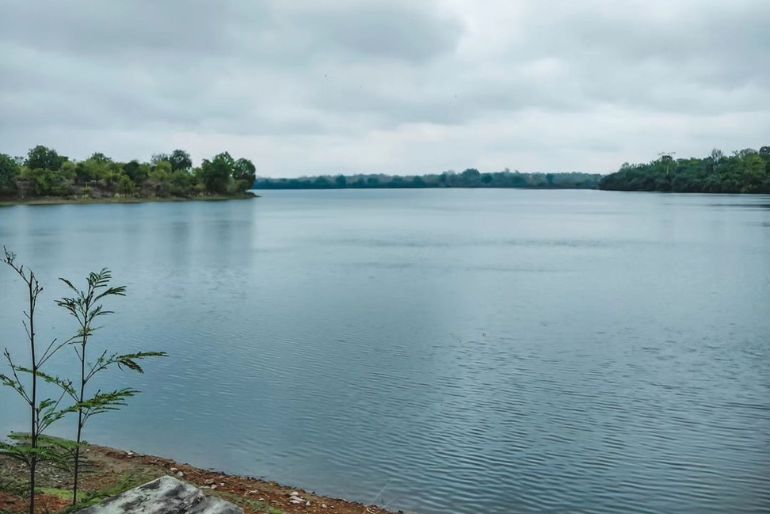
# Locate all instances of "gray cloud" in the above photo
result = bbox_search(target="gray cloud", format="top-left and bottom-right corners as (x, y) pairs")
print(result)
(0, 0), (768, 174)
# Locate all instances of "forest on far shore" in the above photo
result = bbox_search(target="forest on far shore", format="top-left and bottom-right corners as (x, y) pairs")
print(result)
(599, 146), (770, 193)
(254, 169), (601, 190)
(0, 146), (257, 201)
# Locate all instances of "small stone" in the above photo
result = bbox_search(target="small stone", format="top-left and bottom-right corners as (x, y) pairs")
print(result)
(126, 451), (134, 457)
(321, 504), (327, 509)
(289, 491), (300, 496)
(306, 501), (311, 506)
(176, 471), (184, 478)
(204, 478), (215, 485)
(219, 482), (225, 487)
(211, 484), (218, 490)
(246, 490), (259, 495)
(170, 467), (178, 472)
(289, 498), (304, 504)
(258, 498), (264, 501)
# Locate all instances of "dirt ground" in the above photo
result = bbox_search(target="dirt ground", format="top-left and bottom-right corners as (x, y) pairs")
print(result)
(0, 443), (395, 514)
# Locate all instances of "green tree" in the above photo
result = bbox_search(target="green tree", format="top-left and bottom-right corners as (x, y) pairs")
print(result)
(1, 249), (75, 514)
(0, 153), (19, 195)
(150, 153), (170, 167)
(56, 270), (165, 504)
(123, 160), (149, 185)
(233, 158), (256, 190)
(459, 168), (481, 187)
(25, 145), (67, 171)
(117, 175), (135, 195)
(169, 149), (193, 172)
(200, 152), (234, 193)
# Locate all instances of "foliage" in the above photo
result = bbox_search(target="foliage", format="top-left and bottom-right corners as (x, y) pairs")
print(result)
(233, 157), (257, 192)
(169, 149), (193, 172)
(0, 145), (256, 200)
(0, 153), (19, 195)
(200, 152), (236, 194)
(24, 146), (67, 172)
(1, 250), (166, 510)
(599, 147), (770, 193)
(1, 248), (75, 514)
(65, 471), (156, 512)
(56, 269), (166, 504)
(253, 169), (602, 190)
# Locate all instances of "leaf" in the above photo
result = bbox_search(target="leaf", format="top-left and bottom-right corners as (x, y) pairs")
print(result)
(115, 351), (167, 374)
(58, 277), (79, 293)
(16, 368), (75, 398)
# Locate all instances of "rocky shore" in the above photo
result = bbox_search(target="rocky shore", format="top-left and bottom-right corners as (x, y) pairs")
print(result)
(0, 442), (394, 514)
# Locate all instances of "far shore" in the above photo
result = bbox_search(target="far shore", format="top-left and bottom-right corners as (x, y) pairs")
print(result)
(0, 440), (394, 514)
(0, 193), (258, 207)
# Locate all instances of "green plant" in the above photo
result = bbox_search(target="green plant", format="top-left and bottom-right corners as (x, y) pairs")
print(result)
(1, 248), (74, 514)
(64, 471), (156, 512)
(56, 269), (166, 505)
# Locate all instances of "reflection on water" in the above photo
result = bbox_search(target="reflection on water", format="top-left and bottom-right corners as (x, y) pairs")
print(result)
(1, 190), (769, 514)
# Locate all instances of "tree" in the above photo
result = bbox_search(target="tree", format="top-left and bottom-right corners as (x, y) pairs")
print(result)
(0, 153), (19, 195)
(123, 160), (149, 185)
(25, 145), (67, 171)
(1, 249), (74, 514)
(150, 153), (170, 166)
(169, 149), (193, 172)
(200, 152), (234, 193)
(88, 152), (112, 165)
(460, 168), (481, 186)
(56, 270), (165, 504)
(117, 175), (135, 195)
(233, 158), (256, 190)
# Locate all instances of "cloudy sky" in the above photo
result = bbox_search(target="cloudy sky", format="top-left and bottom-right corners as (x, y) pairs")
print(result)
(1, 1), (768, 176)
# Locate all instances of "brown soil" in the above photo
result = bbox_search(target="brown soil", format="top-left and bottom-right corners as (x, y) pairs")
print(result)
(0, 444), (395, 514)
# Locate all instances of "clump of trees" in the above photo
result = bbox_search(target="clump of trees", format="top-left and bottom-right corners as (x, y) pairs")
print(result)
(0, 146), (257, 200)
(599, 147), (770, 193)
(0, 248), (165, 512)
(254, 169), (602, 190)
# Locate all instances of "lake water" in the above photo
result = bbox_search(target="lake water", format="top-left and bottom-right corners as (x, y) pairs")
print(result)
(1, 189), (769, 513)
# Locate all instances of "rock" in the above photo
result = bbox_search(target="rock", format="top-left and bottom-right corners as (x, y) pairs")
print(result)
(321, 504), (328, 509)
(289, 491), (300, 497)
(177, 471), (185, 478)
(204, 479), (215, 485)
(170, 467), (179, 472)
(76, 475), (243, 514)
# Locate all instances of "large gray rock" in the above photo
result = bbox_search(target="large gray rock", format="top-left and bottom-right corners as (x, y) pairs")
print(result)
(77, 475), (243, 514)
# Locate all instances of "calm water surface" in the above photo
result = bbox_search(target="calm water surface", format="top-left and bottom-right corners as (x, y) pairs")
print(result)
(1, 190), (769, 513)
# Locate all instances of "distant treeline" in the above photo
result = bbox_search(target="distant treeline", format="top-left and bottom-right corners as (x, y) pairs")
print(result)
(254, 169), (602, 190)
(0, 146), (257, 200)
(599, 146), (770, 193)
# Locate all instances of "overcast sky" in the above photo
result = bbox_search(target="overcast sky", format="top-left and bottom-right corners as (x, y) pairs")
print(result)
(1, 1), (768, 176)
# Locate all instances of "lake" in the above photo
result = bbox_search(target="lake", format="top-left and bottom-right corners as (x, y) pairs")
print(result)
(1, 189), (769, 513)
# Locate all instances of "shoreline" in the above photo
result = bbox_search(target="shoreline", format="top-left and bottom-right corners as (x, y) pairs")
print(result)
(0, 441), (395, 514)
(0, 194), (258, 207)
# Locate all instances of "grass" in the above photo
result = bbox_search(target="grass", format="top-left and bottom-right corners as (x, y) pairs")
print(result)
(34, 489), (70, 502)
(63, 472), (156, 513)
